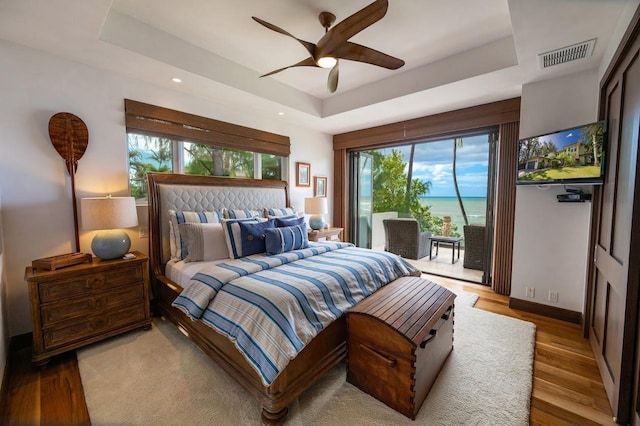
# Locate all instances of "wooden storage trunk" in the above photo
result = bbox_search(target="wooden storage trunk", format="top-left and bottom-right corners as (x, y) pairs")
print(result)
(346, 276), (456, 419)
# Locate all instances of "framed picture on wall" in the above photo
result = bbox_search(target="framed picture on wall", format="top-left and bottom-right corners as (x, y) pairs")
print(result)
(296, 162), (311, 186)
(314, 176), (327, 197)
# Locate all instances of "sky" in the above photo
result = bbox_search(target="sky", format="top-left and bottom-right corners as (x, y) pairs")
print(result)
(536, 127), (582, 150)
(378, 134), (490, 198)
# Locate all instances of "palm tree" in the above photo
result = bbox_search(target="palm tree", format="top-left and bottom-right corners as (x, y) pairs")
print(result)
(404, 143), (416, 214)
(452, 137), (469, 226)
(581, 124), (602, 166)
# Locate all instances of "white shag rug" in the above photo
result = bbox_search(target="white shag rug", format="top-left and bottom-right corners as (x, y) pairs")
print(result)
(78, 290), (535, 425)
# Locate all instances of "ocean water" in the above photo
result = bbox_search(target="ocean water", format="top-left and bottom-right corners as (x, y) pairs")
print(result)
(421, 197), (487, 234)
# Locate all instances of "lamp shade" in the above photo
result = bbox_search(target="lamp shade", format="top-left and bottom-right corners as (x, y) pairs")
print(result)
(304, 197), (328, 215)
(81, 196), (138, 230)
(80, 196), (138, 260)
(305, 197), (328, 230)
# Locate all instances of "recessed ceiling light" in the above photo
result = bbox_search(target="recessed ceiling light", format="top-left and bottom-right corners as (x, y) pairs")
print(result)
(278, 112), (285, 116)
(171, 77), (182, 83)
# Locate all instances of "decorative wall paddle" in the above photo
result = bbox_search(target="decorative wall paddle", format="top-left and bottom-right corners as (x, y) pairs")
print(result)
(48, 112), (88, 252)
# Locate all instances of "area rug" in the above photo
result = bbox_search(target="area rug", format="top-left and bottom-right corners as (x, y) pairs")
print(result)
(78, 290), (535, 425)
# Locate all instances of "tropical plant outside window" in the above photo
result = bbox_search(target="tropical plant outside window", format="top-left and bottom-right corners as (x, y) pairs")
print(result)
(183, 142), (254, 177)
(128, 133), (284, 201)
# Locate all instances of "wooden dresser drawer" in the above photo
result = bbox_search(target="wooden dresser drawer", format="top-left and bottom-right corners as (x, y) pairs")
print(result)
(40, 283), (144, 326)
(43, 302), (147, 350)
(25, 251), (152, 365)
(38, 263), (143, 303)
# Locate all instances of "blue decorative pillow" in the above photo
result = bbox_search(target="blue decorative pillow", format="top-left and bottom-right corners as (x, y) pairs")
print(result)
(238, 219), (275, 257)
(275, 215), (305, 227)
(264, 224), (309, 255)
(222, 218), (259, 259)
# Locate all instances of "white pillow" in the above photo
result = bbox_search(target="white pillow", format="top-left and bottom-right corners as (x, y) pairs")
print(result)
(169, 210), (222, 260)
(178, 223), (228, 262)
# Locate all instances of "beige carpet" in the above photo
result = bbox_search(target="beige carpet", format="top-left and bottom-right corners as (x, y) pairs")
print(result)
(78, 291), (535, 425)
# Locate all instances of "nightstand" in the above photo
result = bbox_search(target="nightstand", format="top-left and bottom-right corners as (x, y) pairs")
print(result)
(24, 251), (151, 365)
(308, 227), (343, 242)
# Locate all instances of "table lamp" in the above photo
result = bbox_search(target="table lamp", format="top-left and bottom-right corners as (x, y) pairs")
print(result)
(81, 195), (138, 260)
(304, 197), (328, 230)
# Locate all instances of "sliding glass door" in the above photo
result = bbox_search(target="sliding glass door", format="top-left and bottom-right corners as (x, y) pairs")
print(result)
(349, 152), (373, 248)
(348, 131), (497, 284)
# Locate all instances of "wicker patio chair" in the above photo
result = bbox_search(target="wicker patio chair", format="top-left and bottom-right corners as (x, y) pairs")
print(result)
(383, 218), (432, 260)
(463, 224), (486, 270)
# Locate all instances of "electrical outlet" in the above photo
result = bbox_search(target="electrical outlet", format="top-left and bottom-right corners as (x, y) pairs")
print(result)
(525, 287), (535, 298)
(139, 227), (149, 239)
(548, 291), (559, 303)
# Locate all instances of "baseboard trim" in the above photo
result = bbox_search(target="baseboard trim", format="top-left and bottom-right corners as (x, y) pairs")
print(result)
(509, 297), (582, 325)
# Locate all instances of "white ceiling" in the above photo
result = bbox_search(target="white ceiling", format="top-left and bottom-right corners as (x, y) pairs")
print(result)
(0, 0), (633, 134)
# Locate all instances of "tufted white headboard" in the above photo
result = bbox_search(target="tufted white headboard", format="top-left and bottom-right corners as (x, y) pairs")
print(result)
(146, 173), (289, 280)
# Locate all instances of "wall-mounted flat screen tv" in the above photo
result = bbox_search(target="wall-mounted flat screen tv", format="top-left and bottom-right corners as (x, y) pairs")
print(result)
(516, 120), (607, 185)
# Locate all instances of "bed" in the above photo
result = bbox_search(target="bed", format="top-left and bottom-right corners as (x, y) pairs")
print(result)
(146, 172), (420, 424)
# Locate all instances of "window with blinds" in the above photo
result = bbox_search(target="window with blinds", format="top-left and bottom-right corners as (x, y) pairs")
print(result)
(125, 99), (290, 201)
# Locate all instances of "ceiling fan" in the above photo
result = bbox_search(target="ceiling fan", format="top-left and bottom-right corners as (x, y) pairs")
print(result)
(252, 0), (405, 93)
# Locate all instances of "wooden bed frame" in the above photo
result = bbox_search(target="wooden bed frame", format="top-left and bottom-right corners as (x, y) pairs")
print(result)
(146, 173), (347, 425)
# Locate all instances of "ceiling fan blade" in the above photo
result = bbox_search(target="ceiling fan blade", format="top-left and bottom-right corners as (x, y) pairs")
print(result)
(260, 57), (319, 77)
(327, 61), (339, 93)
(334, 42), (404, 69)
(252, 17), (316, 57)
(316, 0), (388, 58)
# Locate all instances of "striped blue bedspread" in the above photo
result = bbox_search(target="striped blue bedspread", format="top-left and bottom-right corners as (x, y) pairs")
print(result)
(172, 241), (420, 386)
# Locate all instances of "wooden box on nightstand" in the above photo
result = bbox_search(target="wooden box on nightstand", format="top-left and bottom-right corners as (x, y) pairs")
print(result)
(24, 251), (152, 365)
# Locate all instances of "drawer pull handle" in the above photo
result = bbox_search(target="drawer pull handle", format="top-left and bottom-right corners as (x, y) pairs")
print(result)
(85, 276), (106, 289)
(420, 330), (437, 349)
(420, 306), (454, 349)
(359, 344), (396, 367)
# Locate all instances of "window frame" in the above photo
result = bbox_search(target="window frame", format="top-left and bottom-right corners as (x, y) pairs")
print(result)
(124, 99), (290, 156)
(124, 99), (291, 202)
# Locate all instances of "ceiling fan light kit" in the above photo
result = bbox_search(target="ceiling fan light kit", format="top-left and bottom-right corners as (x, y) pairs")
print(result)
(317, 56), (337, 69)
(252, 0), (404, 93)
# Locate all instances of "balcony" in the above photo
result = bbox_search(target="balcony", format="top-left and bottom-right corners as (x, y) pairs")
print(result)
(371, 212), (484, 283)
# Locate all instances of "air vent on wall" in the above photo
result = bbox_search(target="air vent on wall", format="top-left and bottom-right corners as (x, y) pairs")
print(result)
(538, 39), (596, 69)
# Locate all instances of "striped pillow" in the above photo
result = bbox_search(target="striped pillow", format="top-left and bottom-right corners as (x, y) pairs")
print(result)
(264, 207), (296, 217)
(264, 224), (309, 255)
(178, 223), (228, 263)
(222, 218), (273, 259)
(169, 210), (222, 260)
(226, 209), (262, 219)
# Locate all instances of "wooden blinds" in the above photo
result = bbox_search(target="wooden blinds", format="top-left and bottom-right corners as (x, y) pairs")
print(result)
(124, 99), (290, 157)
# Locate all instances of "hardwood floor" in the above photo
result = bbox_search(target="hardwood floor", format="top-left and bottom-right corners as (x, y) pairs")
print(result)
(0, 274), (615, 425)
(426, 274), (616, 426)
(1, 342), (90, 425)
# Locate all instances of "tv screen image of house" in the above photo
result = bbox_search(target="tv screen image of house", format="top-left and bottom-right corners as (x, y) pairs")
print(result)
(516, 120), (607, 185)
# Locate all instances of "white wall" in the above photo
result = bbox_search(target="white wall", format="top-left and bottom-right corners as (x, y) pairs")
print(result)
(512, 69), (598, 313)
(0, 40), (333, 337)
